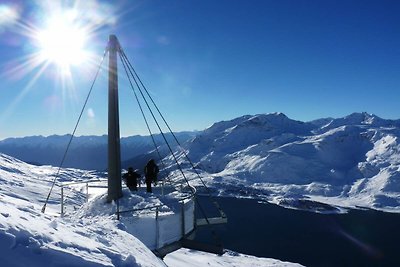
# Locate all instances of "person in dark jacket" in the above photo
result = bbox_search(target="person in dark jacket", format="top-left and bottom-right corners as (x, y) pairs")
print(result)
(144, 159), (159, 193)
(123, 167), (140, 191)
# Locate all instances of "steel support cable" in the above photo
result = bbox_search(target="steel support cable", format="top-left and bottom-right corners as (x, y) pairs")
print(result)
(41, 49), (108, 213)
(120, 49), (198, 169)
(118, 52), (174, 187)
(119, 50), (221, 232)
(119, 50), (217, 224)
(122, 46), (223, 248)
(119, 52), (175, 187)
(193, 195), (223, 246)
(119, 50), (192, 191)
(119, 50), (212, 188)
(120, 51), (189, 189)
(120, 50), (225, 218)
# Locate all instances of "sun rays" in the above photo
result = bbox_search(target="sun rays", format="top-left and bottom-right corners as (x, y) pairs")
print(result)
(2, 1), (117, 89)
(35, 14), (89, 69)
(0, 1), (118, 124)
(11, 3), (103, 81)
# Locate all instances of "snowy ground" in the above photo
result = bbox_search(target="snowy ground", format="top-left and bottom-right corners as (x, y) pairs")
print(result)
(0, 153), (304, 266)
(165, 249), (303, 267)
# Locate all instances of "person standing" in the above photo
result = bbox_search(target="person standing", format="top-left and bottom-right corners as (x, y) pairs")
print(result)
(144, 159), (159, 193)
(122, 167), (140, 191)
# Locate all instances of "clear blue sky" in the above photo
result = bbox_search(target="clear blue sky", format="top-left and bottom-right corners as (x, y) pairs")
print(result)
(0, 0), (399, 140)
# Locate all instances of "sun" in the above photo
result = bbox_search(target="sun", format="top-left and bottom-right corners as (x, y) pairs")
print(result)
(36, 14), (89, 69)
(4, 1), (118, 81)
(1, 1), (119, 121)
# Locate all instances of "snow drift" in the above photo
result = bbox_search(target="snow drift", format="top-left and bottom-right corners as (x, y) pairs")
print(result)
(0, 153), (165, 266)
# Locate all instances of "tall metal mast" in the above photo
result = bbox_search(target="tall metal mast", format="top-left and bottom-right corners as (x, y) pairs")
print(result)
(107, 34), (122, 202)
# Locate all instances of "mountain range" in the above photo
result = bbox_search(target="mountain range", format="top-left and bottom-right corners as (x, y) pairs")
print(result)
(185, 112), (400, 181)
(1, 112), (399, 212)
(0, 132), (197, 170)
(165, 112), (400, 212)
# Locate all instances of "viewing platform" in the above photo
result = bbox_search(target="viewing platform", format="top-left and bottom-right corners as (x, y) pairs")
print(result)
(60, 181), (197, 253)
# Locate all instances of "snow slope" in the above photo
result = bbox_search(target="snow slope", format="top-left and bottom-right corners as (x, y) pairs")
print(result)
(169, 112), (400, 212)
(0, 153), (165, 267)
(0, 153), (303, 266)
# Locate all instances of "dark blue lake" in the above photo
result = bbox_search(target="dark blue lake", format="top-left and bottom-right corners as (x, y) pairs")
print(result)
(195, 196), (400, 267)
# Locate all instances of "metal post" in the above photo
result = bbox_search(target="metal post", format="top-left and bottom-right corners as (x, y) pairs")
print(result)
(61, 186), (64, 217)
(107, 34), (123, 202)
(181, 200), (185, 237)
(155, 207), (159, 248)
(117, 199), (120, 220)
(86, 182), (89, 202)
(161, 180), (164, 196)
(193, 194), (196, 229)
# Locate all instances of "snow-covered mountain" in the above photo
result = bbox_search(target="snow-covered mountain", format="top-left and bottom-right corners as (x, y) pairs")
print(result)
(170, 112), (400, 212)
(0, 153), (303, 266)
(2, 111), (400, 212)
(185, 112), (313, 173)
(0, 132), (197, 171)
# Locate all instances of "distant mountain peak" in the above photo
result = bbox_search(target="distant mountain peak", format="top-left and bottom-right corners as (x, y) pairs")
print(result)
(317, 112), (396, 131)
(247, 112), (288, 122)
(345, 112), (379, 123)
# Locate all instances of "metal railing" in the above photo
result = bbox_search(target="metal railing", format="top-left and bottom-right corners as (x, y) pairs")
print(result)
(60, 179), (107, 216)
(115, 184), (197, 248)
(116, 188), (196, 248)
(59, 179), (197, 249)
